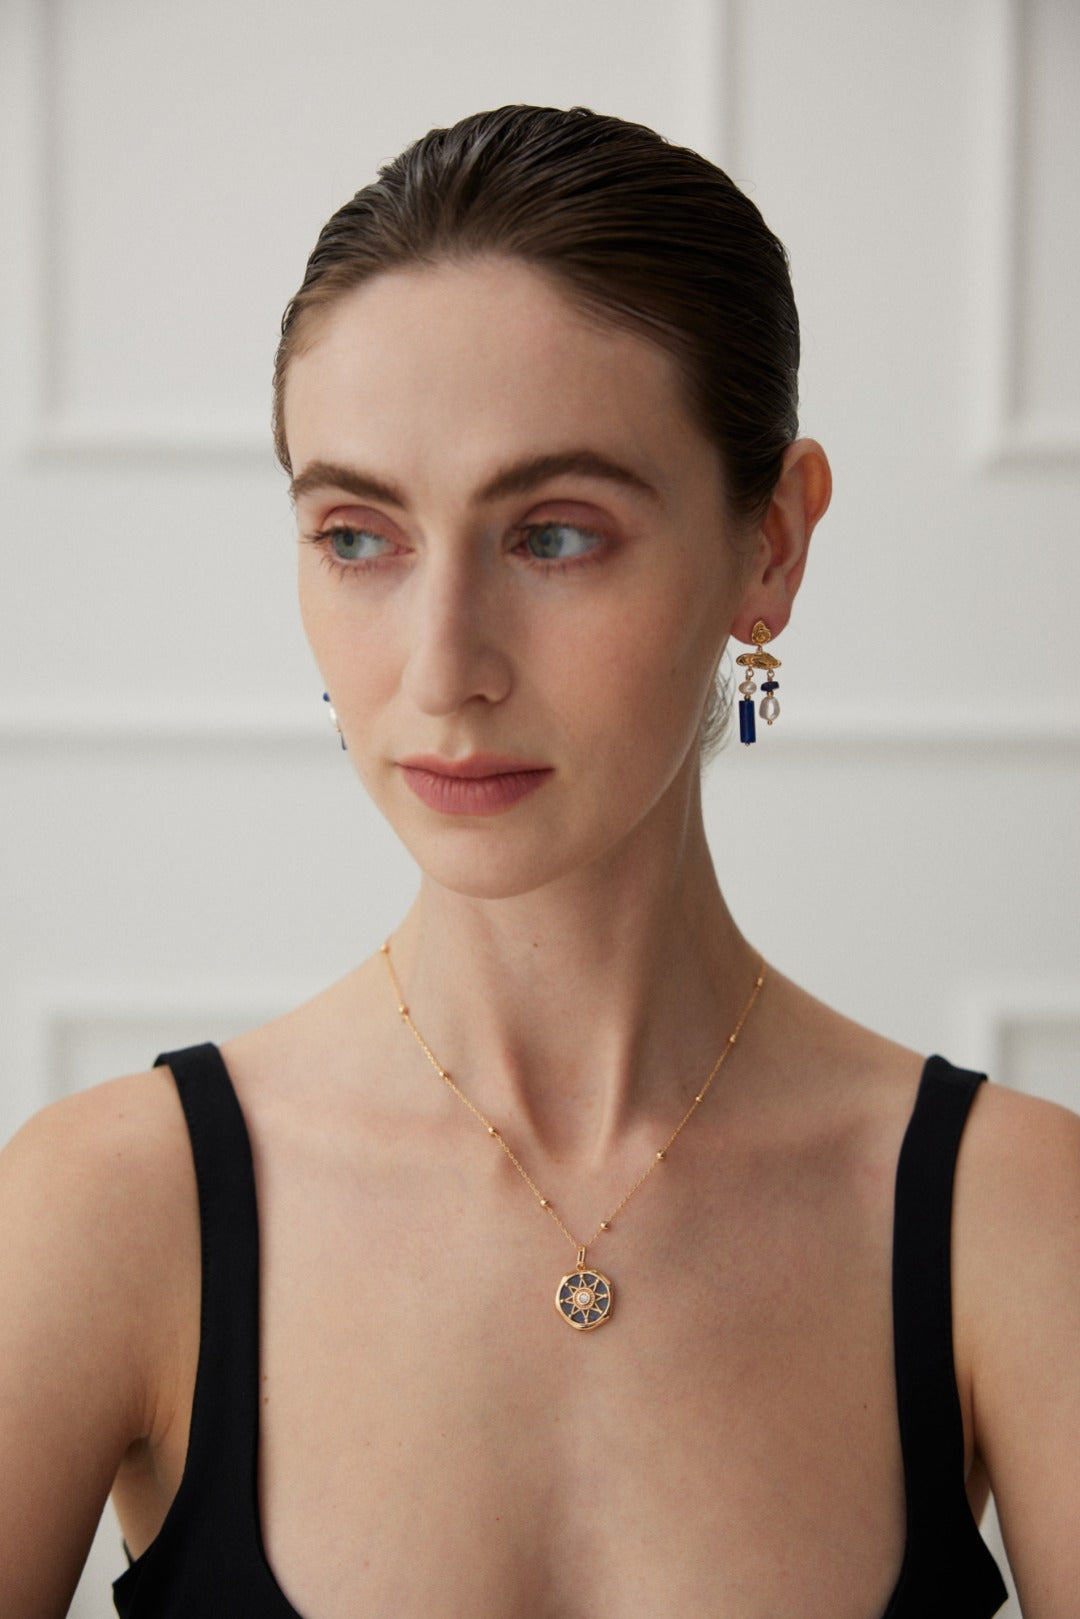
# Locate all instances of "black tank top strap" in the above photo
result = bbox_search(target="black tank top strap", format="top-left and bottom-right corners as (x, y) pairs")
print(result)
(155, 1043), (262, 1515)
(112, 1042), (295, 1617)
(884, 1055), (1008, 1614)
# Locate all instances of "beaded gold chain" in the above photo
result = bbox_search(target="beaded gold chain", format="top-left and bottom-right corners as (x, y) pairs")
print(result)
(380, 940), (766, 1331)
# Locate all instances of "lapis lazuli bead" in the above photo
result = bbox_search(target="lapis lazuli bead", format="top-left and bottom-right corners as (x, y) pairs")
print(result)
(739, 698), (757, 744)
(762, 680), (779, 692)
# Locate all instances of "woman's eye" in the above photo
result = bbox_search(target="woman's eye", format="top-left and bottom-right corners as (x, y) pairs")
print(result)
(321, 526), (391, 562)
(520, 522), (600, 562)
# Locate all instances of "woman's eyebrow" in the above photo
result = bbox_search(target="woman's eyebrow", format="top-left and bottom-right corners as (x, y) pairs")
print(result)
(477, 450), (661, 505)
(289, 461), (405, 507)
(289, 449), (661, 508)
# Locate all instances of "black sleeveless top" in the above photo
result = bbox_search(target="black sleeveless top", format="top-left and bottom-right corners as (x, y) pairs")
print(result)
(112, 1046), (1008, 1618)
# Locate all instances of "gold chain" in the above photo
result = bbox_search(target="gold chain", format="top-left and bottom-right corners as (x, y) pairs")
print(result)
(380, 940), (766, 1257)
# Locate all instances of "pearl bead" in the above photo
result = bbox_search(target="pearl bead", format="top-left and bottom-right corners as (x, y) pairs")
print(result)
(760, 695), (780, 723)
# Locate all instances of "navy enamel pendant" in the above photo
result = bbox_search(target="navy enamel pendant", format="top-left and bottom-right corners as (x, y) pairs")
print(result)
(556, 1264), (613, 1330)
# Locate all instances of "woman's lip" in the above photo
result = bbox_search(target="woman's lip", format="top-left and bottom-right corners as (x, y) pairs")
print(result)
(398, 753), (550, 779)
(398, 758), (553, 816)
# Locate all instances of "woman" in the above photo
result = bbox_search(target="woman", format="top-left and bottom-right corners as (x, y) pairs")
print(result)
(1, 105), (1077, 1619)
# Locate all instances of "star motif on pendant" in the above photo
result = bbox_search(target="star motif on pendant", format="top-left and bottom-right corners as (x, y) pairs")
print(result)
(556, 1268), (613, 1330)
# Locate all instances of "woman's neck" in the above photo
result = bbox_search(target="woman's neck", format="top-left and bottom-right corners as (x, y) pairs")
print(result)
(384, 791), (762, 1171)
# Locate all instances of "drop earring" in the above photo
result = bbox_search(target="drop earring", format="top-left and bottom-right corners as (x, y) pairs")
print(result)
(735, 622), (781, 745)
(322, 691), (346, 750)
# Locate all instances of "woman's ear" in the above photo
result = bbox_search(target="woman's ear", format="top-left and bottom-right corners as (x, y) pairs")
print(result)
(733, 438), (831, 641)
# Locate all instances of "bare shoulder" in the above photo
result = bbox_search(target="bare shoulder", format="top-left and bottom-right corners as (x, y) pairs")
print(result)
(5, 1059), (191, 1165)
(953, 1077), (1080, 1258)
(950, 1076), (1080, 1374)
(951, 1079), (1080, 1612)
(2, 1063), (197, 1264)
(0, 1067), (199, 1614)
(0, 1065), (199, 1415)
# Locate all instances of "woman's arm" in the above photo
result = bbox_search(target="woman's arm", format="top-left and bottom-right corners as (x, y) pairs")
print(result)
(0, 1072), (188, 1618)
(956, 1082), (1080, 1618)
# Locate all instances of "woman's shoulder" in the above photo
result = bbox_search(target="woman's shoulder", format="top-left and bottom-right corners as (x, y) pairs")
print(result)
(0, 1066), (202, 1607)
(0, 1065), (201, 1406)
(952, 1072), (1080, 1286)
(949, 1076), (1080, 1594)
(938, 1066), (1080, 1361)
(1, 1062), (197, 1231)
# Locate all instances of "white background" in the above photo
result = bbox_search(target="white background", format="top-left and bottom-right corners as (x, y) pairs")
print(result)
(1, 2), (1077, 1613)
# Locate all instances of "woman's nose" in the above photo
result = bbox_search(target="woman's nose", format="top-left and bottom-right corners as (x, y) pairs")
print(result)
(400, 555), (513, 716)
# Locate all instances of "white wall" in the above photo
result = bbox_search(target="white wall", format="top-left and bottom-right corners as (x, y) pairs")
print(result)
(2, 2), (1077, 1613)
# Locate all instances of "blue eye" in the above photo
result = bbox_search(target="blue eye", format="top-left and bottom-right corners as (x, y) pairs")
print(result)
(522, 522), (599, 562)
(325, 527), (390, 561)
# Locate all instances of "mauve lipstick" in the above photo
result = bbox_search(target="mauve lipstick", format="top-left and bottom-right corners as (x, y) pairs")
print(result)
(398, 754), (553, 816)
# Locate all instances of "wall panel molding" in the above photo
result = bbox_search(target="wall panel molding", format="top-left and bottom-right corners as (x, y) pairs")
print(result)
(970, 0), (1080, 468)
(954, 980), (1080, 1107)
(3, 698), (1080, 753)
(6, 976), (305, 1130)
(31, 413), (277, 461)
(24, 0), (285, 460)
(22, 0), (735, 464)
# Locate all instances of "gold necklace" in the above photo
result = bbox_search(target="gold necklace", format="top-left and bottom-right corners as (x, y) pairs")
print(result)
(380, 940), (766, 1332)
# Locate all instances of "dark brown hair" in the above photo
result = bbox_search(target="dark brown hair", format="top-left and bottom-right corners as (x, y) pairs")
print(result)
(273, 104), (799, 520)
(273, 105), (801, 748)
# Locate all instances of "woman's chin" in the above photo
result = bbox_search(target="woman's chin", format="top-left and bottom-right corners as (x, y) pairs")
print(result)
(406, 837), (585, 903)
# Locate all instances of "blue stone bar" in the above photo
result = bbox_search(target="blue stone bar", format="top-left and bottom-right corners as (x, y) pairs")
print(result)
(739, 698), (757, 744)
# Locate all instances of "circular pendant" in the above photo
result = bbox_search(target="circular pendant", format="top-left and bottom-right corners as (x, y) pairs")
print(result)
(556, 1267), (613, 1330)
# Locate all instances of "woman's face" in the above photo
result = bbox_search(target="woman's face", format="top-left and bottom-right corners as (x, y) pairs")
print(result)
(286, 257), (752, 900)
